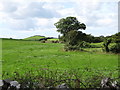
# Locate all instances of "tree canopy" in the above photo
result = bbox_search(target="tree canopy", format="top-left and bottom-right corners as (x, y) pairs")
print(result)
(54, 17), (86, 35)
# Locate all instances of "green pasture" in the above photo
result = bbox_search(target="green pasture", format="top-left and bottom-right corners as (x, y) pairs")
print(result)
(2, 39), (118, 79)
(47, 38), (59, 41)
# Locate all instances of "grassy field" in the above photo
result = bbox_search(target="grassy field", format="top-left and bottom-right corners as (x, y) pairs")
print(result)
(47, 38), (59, 41)
(2, 39), (118, 80)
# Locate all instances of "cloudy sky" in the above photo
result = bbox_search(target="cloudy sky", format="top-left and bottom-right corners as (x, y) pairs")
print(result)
(0, 0), (119, 39)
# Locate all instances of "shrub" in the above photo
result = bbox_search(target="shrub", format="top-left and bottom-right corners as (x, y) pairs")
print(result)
(64, 41), (92, 51)
(110, 43), (120, 53)
(64, 44), (83, 51)
(40, 40), (46, 43)
(77, 41), (91, 48)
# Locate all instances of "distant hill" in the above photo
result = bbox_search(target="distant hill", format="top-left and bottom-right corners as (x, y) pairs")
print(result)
(24, 35), (46, 41)
(24, 35), (58, 41)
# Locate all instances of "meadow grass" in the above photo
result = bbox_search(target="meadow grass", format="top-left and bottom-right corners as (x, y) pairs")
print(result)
(90, 42), (103, 47)
(2, 39), (118, 78)
(47, 38), (59, 41)
(1, 39), (119, 88)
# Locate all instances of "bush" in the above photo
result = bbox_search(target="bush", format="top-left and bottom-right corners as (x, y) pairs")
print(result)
(78, 41), (91, 48)
(110, 43), (120, 53)
(40, 40), (46, 43)
(64, 41), (92, 51)
(64, 44), (83, 51)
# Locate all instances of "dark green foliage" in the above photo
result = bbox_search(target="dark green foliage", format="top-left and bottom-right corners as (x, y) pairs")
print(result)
(54, 16), (86, 51)
(105, 32), (120, 43)
(54, 16), (106, 51)
(60, 31), (91, 44)
(101, 32), (120, 53)
(87, 35), (104, 43)
(64, 44), (83, 51)
(78, 41), (91, 48)
(64, 41), (91, 51)
(54, 16), (86, 35)
(40, 40), (46, 43)
(64, 30), (83, 45)
(92, 37), (104, 43)
(110, 43), (120, 53)
(111, 32), (120, 43)
(103, 39), (112, 52)
(63, 31), (89, 51)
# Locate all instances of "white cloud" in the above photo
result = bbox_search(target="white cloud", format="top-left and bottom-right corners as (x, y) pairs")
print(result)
(0, 0), (118, 38)
(36, 18), (49, 26)
(0, 0), (60, 31)
(35, 17), (59, 28)
(1, 1), (60, 19)
(58, 8), (76, 16)
(96, 18), (113, 26)
(74, 1), (118, 33)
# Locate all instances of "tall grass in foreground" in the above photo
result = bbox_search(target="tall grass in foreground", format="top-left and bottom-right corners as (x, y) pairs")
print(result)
(2, 66), (119, 88)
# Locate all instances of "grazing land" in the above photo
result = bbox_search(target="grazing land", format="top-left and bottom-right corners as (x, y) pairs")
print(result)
(2, 39), (118, 80)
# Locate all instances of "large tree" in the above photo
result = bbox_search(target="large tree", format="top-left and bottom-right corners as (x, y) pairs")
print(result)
(54, 17), (86, 36)
(54, 16), (86, 50)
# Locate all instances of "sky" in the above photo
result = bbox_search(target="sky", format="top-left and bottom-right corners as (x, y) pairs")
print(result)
(0, 0), (119, 39)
